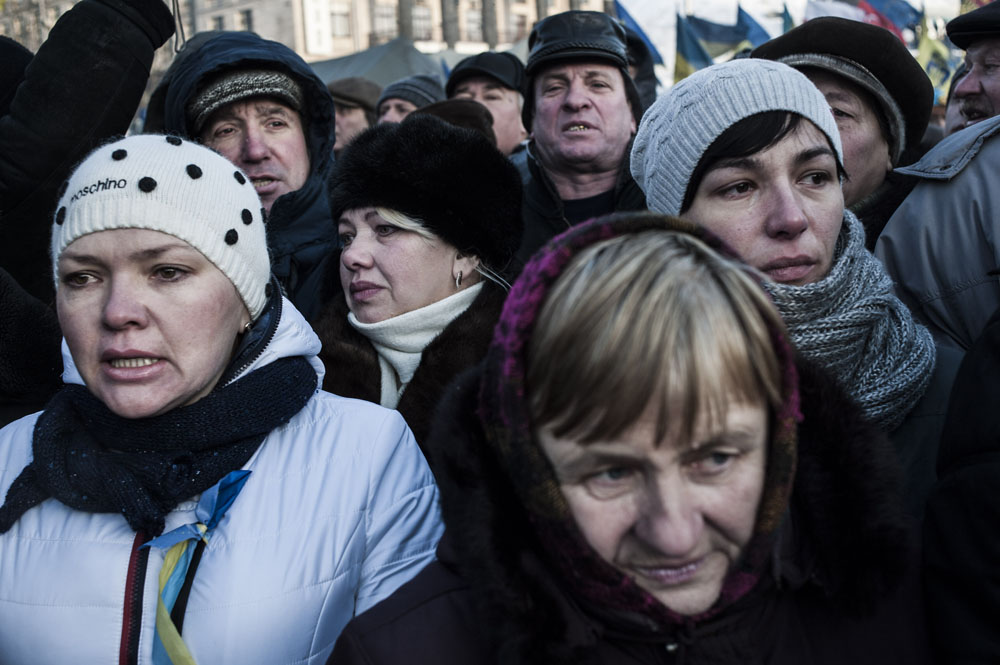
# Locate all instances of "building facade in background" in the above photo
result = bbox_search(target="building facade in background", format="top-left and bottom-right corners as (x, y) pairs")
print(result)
(2, 0), (610, 61)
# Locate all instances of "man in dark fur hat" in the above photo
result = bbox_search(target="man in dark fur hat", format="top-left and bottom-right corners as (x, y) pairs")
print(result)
(753, 17), (934, 249)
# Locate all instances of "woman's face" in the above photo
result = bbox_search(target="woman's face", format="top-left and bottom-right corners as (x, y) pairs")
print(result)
(682, 120), (844, 286)
(339, 207), (466, 323)
(57, 228), (250, 419)
(538, 399), (768, 616)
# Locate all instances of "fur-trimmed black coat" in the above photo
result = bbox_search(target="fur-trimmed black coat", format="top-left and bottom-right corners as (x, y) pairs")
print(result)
(313, 282), (506, 451)
(328, 358), (931, 665)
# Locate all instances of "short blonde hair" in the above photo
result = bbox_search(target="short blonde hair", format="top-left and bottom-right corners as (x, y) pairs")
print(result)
(527, 230), (787, 444)
(374, 207), (437, 242)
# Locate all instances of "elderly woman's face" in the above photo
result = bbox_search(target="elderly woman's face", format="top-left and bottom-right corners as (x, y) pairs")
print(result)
(339, 207), (463, 323)
(57, 229), (250, 419)
(538, 399), (767, 616)
(682, 120), (844, 286)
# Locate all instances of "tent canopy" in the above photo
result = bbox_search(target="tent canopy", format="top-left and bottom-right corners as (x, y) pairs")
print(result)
(309, 37), (444, 87)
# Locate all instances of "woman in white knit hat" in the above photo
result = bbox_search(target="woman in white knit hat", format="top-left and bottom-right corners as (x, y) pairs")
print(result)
(630, 59), (961, 521)
(0, 135), (442, 664)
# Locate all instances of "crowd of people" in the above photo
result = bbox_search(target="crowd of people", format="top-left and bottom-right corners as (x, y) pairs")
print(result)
(0, 0), (998, 662)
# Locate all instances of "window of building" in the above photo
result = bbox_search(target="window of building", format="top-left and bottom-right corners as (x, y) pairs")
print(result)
(512, 14), (528, 40)
(212, 15), (225, 31)
(331, 7), (351, 37)
(465, 8), (482, 42)
(374, 4), (397, 40)
(413, 5), (432, 40)
(239, 9), (253, 32)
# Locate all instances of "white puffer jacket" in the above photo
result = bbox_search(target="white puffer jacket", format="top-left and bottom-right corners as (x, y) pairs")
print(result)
(0, 297), (443, 664)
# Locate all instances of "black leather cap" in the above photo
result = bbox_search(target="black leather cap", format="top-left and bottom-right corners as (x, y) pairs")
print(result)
(948, 1), (1000, 50)
(753, 17), (933, 164)
(521, 11), (641, 130)
(447, 52), (526, 97)
(525, 11), (629, 75)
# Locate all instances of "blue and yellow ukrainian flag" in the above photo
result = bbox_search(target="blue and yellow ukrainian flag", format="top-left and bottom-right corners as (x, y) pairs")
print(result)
(675, 14), (715, 82)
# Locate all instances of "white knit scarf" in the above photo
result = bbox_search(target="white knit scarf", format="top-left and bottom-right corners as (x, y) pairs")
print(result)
(765, 211), (936, 431)
(348, 283), (483, 408)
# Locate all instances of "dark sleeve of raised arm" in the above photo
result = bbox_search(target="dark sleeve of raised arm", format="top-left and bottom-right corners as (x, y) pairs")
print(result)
(0, 0), (174, 302)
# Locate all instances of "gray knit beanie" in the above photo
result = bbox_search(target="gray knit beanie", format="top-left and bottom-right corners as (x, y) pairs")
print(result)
(52, 134), (271, 319)
(187, 68), (304, 135)
(631, 59), (843, 216)
(376, 74), (445, 113)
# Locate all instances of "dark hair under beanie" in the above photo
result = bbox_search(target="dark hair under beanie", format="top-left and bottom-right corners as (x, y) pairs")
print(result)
(329, 113), (523, 270)
(0, 36), (33, 118)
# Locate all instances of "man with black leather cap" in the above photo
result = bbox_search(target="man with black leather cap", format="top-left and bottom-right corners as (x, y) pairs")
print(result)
(753, 17), (934, 249)
(876, 0), (1000, 352)
(447, 51), (529, 156)
(510, 10), (646, 267)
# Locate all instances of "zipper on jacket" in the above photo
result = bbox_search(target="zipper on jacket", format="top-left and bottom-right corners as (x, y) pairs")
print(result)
(119, 531), (150, 665)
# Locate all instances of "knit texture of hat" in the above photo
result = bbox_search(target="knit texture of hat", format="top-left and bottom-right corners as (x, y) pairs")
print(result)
(376, 74), (445, 113)
(52, 134), (271, 319)
(187, 68), (304, 134)
(631, 59), (843, 216)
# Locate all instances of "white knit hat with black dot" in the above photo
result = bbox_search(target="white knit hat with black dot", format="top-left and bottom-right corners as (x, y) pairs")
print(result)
(51, 134), (272, 319)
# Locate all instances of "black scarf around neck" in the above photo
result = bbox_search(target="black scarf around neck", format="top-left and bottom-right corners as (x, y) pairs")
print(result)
(0, 355), (316, 536)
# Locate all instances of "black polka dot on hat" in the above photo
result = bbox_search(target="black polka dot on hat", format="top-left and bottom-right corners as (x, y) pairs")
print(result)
(265, 282), (273, 297)
(138, 177), (157, 193)
(56, 207), (66, 225)
(241, 209), (253, 225)
(186, 164), (203, 179)
(58, 181), (68, 198)
(112, 149), (127, 161)
(225, 229), (238, 245)
(166, 136), (182, 146)
(234, 171), (246, 185)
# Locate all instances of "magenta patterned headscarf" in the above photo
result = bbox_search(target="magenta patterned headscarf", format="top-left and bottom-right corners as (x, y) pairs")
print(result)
(477, 211), (802, 627)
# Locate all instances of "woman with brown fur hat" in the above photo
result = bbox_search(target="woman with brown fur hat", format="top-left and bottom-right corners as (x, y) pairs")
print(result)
(314, 113), (522, 452)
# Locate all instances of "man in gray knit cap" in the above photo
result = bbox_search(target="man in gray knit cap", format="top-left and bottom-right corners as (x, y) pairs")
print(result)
(510, 10), (646, 267)
(376, 74), (445, 123)
(148, 31), (337, 322)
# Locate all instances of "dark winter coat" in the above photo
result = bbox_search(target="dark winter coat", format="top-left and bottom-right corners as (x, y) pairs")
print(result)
(147, 32), (338, 321)
(0, 269), (61, 427)
(329, 357), (930, 665)
(924, 306), (1000, 664)
(313, 278), (506, 451)
(0, 0), (175, 305)
(851, 171), (918, 251)
(510, 142), (646, 267)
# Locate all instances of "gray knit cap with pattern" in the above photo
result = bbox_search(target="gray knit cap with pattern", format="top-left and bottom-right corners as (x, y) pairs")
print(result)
(187, 68), (304, 135)
(52, 134), (271, 319)
(631, 59), (843, 216)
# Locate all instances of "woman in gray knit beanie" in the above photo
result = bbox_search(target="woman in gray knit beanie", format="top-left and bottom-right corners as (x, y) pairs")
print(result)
(631, 59), (959, 518)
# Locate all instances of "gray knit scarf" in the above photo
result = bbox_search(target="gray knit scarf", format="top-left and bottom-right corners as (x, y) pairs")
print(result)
(765, 211), (935, 432)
